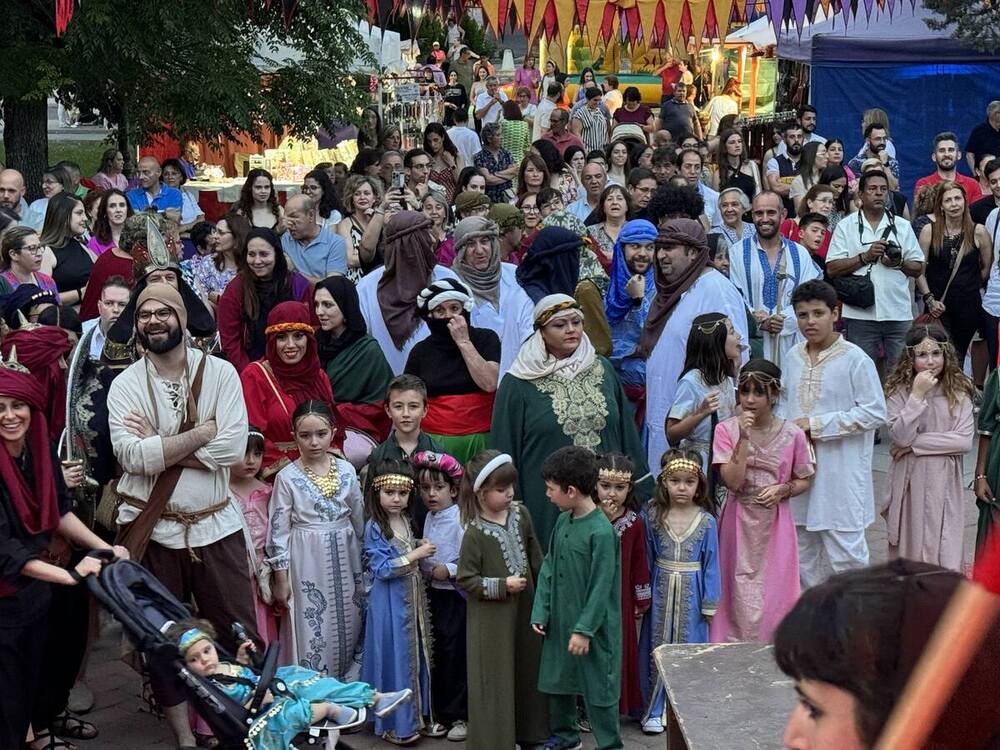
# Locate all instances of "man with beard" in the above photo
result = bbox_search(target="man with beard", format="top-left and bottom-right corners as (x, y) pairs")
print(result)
(641, 219), (749, 469)
(826, 170), (924, 370)
(776, 106), (826, 155)
(106, 283), (255, 749)
(914, 131), (984, 205)
(727, 191), (821, 366)
(603, 219), (659, 421)
(0, 168), (45, 230)
(766, 122), (805, 217)
(847, 124), (901, 184)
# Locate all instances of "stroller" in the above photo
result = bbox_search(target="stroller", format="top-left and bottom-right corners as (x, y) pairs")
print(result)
(85, 551), (362, 749)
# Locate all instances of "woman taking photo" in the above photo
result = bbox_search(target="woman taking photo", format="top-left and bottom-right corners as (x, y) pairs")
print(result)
(587, 185), (632, 265)
(712, 128), (761, 198)
(315, 277), (393, 441)
(338, 175), (387, 277)
(239, 301), (337, 479)
(1, 228), (61, 301)
(490, 293), (650, 544)
(405, 278), (501, 462)
(423, 122), (464, 203)
(789, 142), (829, 209)
(91, 148), (128, 192)
(217, 227), (314, 373)
(188, 212), (248, 309)
(474, 123), (516, 205)
(516, 153), (550, 201)
(302, 168), (344, 232)
(0, 357), (127, 750)
(917, 181), (993, 364)
(233, 168), (284, 231)
(38, 193), (94, 307)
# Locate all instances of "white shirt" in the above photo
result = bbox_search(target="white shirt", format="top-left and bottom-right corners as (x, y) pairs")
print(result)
(533, 98), (557, 142)
(448, 125), (481, 168)
(778, 337), (886, 531)
(108, 349), (249, 549)
(463, 263), (534, 378)
(475, 90), (508, 125)
(645, 269), (750, 469)
(357, 264), (459, 374)
(81, 318), (108, 360)
(421, 503), (464, 590)
(984, 207), (1000, 316)
(727, 236), (821, 364)
(825, 210), (923, 322)
(698, 182), (719, 224)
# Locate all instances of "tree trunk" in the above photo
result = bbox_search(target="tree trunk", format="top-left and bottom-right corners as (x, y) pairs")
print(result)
(2, 98), (49, 202)
(114, 96), (132, 178)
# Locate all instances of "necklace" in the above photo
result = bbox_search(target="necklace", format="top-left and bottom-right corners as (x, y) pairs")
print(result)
(302, 460), (340, 498)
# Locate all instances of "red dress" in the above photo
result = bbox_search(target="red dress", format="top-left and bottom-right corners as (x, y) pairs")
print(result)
(613, 509), (652, 716)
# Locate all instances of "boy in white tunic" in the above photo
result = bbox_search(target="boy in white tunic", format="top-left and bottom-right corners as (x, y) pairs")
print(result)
(728, 192), (821, 366)
(778, 280), (886, 588)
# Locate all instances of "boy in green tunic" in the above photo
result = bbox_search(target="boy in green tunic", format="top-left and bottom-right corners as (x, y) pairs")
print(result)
(531, 446), (623, 750)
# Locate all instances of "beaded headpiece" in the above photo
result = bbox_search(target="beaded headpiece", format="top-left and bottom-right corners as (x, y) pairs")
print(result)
(0, 346), (30, 374)
(373, 473), (414, 492)
(738, 370), (781, 389)
(598, 468), (632, 483)
(661, 458), (702, 478)
(177, 627), (211, 654)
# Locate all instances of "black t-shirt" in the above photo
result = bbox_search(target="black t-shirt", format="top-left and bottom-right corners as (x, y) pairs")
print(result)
(971, 195), (999, 225)
(966, 121), (1000, 162)
(404, 323), (501, 397)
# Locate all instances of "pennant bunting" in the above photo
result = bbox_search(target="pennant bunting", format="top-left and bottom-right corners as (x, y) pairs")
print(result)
(554, 0), (576, 42)
(688, 0), (712, 43)
(664, 0), (686, 43)
(542, 0), (559, 40)
(480, 0), (501, 33)
(585, 0), (606, 44)
(636, 0), (661, 44)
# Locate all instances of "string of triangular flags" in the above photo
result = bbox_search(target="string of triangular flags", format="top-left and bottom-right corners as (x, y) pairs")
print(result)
(53, 0), (917, 44)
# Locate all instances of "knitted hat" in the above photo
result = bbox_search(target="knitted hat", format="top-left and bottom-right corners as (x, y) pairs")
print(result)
(453, 216), (499, 254)
(455, 191), (491, 217)
(487, 204), (525, 233)
(135, 282), (188, 333)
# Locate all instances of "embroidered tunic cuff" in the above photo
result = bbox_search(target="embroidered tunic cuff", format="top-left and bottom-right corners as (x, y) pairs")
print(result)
(390, 556), (416, 576)
(481, 577), (507, 600)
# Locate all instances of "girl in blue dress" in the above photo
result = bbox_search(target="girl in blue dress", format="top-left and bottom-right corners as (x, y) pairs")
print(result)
(169, 618), (411, 750)
(360, 459), (439, 745)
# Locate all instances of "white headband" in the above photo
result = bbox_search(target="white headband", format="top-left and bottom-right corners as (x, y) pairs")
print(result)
(473, 453), (513, 492)
(419, 288), (473, 314)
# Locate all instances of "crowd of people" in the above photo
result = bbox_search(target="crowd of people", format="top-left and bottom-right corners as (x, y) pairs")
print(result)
(0, 38), (999, 750)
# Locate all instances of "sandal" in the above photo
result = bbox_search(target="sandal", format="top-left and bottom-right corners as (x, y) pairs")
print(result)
(51, 713), (98, 741)
(27, 729), (77, 750)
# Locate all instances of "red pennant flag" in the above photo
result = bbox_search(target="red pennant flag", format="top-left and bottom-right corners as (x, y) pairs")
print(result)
(600, 3), (617, 42)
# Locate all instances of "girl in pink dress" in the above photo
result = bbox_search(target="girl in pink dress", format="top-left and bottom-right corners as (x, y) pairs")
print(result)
(710, 359), (815, 643)
(229, 427), (280, 644)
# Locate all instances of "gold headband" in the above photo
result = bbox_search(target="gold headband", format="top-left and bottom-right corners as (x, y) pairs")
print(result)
(738, 370), (780, 388)
(694, 318), (726, 335)
(265, 321), (314, 336)
(373, 473), (414, 492)
(599, 468), (632, 483)
(661, 458), (702, 478)
(534, 300), (582, 329)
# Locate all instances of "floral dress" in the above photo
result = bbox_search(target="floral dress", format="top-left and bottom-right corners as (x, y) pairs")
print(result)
(474, 147), (515, 204)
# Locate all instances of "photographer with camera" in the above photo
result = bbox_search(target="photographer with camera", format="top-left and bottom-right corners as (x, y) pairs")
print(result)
(826, 170), (924, 370)
(915, 180), (993, 364)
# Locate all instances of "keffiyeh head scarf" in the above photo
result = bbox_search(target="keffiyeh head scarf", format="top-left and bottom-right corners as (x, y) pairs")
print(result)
(378, 211), (437, 349)
(605, 219), (657, 327)
(452, 217), (502, 307)
(507, 293), (596, 381)
(638, 218), (711, 357)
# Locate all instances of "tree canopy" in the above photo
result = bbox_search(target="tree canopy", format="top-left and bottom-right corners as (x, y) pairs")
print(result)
(1, 0), (374, 189)
(923, 0), (1000, 54)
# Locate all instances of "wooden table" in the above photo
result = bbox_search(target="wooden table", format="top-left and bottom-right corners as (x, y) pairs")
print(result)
(653, 642), (793, 749)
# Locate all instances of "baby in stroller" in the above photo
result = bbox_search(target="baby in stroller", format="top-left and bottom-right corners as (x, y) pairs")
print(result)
(166, 618), (412, 749)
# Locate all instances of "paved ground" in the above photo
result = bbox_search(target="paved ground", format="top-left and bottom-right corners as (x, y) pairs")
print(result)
(78, 434), (980, 750)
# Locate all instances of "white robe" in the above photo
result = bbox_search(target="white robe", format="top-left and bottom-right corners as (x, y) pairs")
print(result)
(465, 263), (534, 378)
(727, 237), (821, 366)
(356, 265), (458, 375)
(645, 269), (749, 470)
(777, 337), (886, 532)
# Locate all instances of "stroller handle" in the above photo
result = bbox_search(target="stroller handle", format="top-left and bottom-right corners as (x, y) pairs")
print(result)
(87, 548), (117, 562)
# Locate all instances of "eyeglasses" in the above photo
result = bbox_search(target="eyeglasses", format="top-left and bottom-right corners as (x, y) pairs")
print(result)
(17, 244), (47, 255)
(521, 205), (540, 214)
(137, 308), (174, 323)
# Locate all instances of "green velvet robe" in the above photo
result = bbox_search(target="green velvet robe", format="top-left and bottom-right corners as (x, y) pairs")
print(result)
(489, 356), (651, 547)
(457, 502), (550, 749)
(531, 508), (622, 707)
(324, 334), (393, 406)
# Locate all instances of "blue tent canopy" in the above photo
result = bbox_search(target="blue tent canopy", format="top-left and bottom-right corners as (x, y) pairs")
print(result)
(777, 4), (1000, 201)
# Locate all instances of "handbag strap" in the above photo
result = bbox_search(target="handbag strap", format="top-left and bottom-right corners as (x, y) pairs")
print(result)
(253, 361), (291, 420)
(939, 238), (967, 303)
(116, 354), (209, 561)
